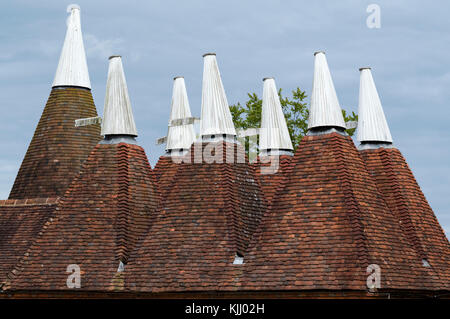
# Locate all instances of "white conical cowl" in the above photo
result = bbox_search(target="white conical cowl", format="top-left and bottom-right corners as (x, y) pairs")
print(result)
(357, 68), (393, 143)
(52, 4), (91, 89)
(166, 77), (196, 151)
(260, 78), (293, 152)
(200, 53), (236, 136)
(308, 51), (346, 130)
(101, 56), (138, 137)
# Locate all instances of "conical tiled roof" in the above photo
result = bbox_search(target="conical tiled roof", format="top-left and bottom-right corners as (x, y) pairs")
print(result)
(242, 132), (440, 291)
(6, 142), (160, 291)
(360, 145), (450, 288)
(154, 77), (196, 202)
(125, 141), (265, 292)
(9, 87), (101, 199)
(1, 8), (449, 296)
(9, 5), (100, 199)
(252, 155), (292, 207)
(153, 156), (180, 204)
(357, 69), (449, 286)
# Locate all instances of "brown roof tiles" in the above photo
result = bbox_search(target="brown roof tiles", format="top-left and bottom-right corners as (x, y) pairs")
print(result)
(6, 143), (159, 291)
(0, 199), (58, 285)
(241, 133), (444, 291)
(1, 129), (449, 296)
(360, 147), (450, 289)
(252, 155), (293, 207)
(9, 87), (101, 199)
(125, 141), (266, 292)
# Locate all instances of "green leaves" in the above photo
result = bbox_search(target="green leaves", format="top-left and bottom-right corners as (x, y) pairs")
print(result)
(342, 109), (358, 137)
(279, 87), (309, 149)
(229, 86), (357, 153)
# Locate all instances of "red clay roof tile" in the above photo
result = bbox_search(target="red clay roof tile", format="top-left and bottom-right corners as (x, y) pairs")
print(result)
(6, 143), (159, 291)
(9, 87), (101, 199)
(0, 199), (58, 284)
(125, 141), (266, 292)
(241, 133), (441, 291)
(360, 147), (450, 289)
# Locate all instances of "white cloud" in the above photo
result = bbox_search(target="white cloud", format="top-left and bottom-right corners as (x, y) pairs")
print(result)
(84, 33), (124, 61)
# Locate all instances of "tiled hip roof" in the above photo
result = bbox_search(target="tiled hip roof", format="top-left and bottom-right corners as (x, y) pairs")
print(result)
(0, 199), (58, 284)
(241, 133), (439, 291)
(360, 147), (450, 289)
(126, 141), (266, 292)
(153, 156), (180, 204)
(6, 143), (159, 291)
(9, 87), (101, 199)
(252, 155), (293, 207)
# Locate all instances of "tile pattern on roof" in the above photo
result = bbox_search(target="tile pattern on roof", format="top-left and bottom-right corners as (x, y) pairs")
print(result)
(1, 135), (449, 295)
(242, 133), (438, 291)
(0, 199), (58, 285)
(361, 147), (450, 288)
(126, 141), (265, 292)
(252, 155), (292, 207)
(9, 87), (101, 199)
(153, 156), (180, 204)
(6, 143), (159, 291)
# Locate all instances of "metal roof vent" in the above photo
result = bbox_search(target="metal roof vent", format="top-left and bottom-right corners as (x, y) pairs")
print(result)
(200, 53), (236, 139)
(53, 4), (91, 89)
(165, 77), (196, 152)
(422, 259), (431, 268)
(101, 55), (138, 139)
(308, 51), (346, 132)
(357, 67), (393, 147)
(233, 254), (244, 265)
(117, 260), (125, 272)
(259, 77), (293, 154)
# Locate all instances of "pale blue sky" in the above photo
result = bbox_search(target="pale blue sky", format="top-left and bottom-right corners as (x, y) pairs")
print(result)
(1, 0), (449, 237)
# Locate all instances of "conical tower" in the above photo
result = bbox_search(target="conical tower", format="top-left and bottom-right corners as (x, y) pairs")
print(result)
(254, 77), (294, 206)
(125, 53), (265, 292)
(308, 51), (346, 132)
(200, 53), (236, 140)
(9, 5), (101, 199)
(154, 76), (196, 201)
(7, 56), (160, 292)
(242, 52), (438, 293)
(358, 67), (449, 288)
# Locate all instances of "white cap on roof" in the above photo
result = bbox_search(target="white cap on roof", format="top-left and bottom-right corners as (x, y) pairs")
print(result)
(308, 51), (346, 130)
(200, 53), (236, 137)
(52, 4), (91, 89)
(101, 56), (137, 137)
(166, 77), (196, 151)
(357, 67), (393, 143)
(260, 78), (293, 152)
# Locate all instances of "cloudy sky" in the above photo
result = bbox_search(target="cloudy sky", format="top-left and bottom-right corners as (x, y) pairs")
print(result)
(1, 0), (449, 237)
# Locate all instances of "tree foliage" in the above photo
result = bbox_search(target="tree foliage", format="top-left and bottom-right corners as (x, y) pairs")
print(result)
(230, 87), (357, 150)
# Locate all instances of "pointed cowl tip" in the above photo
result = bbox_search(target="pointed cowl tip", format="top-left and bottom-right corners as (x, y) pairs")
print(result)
(52, 4), (91, 89)
(308, 51), (346, 130)
(166, 77), (196, 151)
(101, 56), (138, 137)
(260, 78), (293, 152)
(357, 68), (393, 143)
(200, 54), (236, 137)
